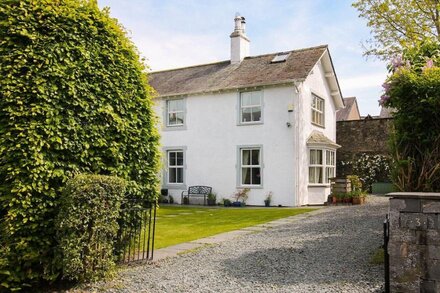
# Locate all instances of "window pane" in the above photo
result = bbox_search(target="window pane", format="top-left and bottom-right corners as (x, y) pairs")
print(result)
(251, 167), (261, 185)
(242, 150), (251, 165)
(176, 152), (183, 166)
(176, 99), (184, 111)
(251, 149), (259, 165)
(176, 112), (184, 125)
(169, 168), (176, 183)
(176, 168), (183, 183)
(169, 152), (176, 166)
(242, 108), (252, 122)
(251, 107), (261, 121)
(242, 167), (251, 184)
(310, 150), (316, 164)
(241, 93), (251, 106)
(251, 93), (261, 105)
(168, 100), (177, 111)
(309, 167), (315, 183)
(317, 167), (323, 183)
(168, 113), (176, 125)
(326, 167), (335, 183)
(316, 150), (322, 164)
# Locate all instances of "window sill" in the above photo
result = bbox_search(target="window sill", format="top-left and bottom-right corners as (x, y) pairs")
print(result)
(308, 184), (331, 188)
(311, 122), (325, 129)
(163, 125), (187, 131)
(237, 185), (263, 189)
(237, 121), (264, 126)
(163, 183), (187, 190)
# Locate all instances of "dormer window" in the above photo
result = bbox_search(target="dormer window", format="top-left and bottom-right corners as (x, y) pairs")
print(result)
(239, 91), (262, 124)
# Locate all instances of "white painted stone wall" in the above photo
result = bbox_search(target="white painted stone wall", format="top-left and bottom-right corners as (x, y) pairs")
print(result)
(154, 86), (298, 206)
(153, 61), (339, 206)
(300, 60), (338, 205)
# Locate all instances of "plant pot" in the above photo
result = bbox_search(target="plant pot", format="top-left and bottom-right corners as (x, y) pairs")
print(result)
(352, 197), (361, 205)
(332, 196), (337, 204)
(344, 197), (352, 204)
(264, 200), (270, 207)
(207, 199), (216, 206)
(183, 197), (189, 205)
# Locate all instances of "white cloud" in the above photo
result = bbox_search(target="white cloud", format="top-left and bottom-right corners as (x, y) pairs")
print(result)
(339, 72), (387, 91)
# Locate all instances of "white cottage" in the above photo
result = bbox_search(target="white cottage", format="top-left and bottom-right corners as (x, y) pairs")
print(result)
(150, 15), (344, 206)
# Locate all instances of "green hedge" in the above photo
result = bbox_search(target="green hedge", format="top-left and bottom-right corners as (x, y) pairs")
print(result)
(382, 41), (440, 191)
(0, 0), (160, 289)
(56, 174), (126, 282)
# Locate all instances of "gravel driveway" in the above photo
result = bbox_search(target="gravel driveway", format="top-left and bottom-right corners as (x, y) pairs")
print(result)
(92, 196), (389, 293)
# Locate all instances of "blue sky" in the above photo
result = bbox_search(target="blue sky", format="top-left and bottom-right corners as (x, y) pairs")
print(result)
(98, 0), (388, 115)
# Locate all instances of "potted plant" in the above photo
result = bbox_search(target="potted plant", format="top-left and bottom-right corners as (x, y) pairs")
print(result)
(344, 192), (352, 204)
(232, 188), (249, 207)
(222, 198), (232, 207)
(207, 193), (217, 206)
(331, 193), (338, 204)
(336, 193), (344, 204)
(264, 192), (272, 207)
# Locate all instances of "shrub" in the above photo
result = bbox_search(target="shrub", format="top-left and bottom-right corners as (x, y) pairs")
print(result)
(233, 188), (250, 203)
(341, 154), (392, 192)
(0, 0), (160, 288)
(56, 174), (126, 282)
(382, 41), (440, 191)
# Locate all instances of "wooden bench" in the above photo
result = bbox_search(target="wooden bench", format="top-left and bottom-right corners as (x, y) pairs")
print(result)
(181, 186), (212, 205)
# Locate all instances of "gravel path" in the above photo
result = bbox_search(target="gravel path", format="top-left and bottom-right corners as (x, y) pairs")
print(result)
(92, 196), (389, 293)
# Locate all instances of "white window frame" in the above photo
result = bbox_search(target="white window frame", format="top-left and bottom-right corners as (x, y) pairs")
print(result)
(162, 147), (187, 189)
(308, 148), (336, 185)
(164, 98), (186, 130)
(237, 145), (263, 188)
(311, 94), (325, 127)
(238, 91), (263, 125)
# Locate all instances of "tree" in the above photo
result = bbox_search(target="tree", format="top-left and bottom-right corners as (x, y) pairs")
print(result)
(353, 0), (440, 59)
(381, 41), (440, 191)
(0, 0), (160, 289)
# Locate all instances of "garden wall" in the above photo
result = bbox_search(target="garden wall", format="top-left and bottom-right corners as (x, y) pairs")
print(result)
(388, 192), (440, 292)
(336, 118), (394, 176)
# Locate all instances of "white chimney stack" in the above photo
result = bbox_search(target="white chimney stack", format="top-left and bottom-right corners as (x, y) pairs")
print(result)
(230, 13), (250, 64)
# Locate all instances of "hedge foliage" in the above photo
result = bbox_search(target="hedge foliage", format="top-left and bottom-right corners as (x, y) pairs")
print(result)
(56, 174), (126, 282)
(382, 41), (440, 191)
(0, 0), (160, 289)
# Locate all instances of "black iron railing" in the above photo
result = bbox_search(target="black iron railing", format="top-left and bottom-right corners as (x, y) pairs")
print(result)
(383, 214), (390, 293)
(115, 198), (157, 263)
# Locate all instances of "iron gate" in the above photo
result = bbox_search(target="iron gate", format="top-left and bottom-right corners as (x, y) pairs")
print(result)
(116, 198), (157, 263)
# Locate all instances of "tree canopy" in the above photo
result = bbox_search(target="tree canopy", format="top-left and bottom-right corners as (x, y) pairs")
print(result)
(0, 0), (160, 289)
(353, 0), (440, 59)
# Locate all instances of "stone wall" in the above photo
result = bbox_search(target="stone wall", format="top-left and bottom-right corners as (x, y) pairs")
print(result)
(336, 118), (393, 176)
(388, 192), (440, 292)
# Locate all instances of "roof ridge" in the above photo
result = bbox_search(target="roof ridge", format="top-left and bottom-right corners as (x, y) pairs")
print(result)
(150, 60), (230, 74)
(149, 44), (328, 74)
(245, 44), (328, 59)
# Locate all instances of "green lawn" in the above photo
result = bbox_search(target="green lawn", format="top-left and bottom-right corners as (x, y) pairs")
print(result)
(154, 205), (316, 249)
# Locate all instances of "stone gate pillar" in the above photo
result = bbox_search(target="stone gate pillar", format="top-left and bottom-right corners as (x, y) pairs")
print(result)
(388, 192), (440, 292)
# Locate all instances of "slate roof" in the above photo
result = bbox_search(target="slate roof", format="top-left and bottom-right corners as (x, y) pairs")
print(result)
(149, 45), (328, 98)
(336, 97), (359, 121)
(306, 130), (341, 148)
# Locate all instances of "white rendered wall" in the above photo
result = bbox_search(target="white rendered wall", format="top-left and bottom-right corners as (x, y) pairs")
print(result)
(154, 86), (299, 206)
(299, 60), (338, 205)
